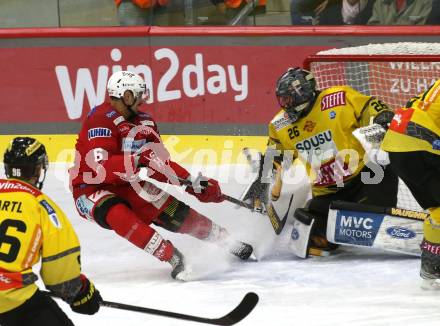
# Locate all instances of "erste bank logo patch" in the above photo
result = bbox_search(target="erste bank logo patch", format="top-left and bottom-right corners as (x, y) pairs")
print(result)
(40, 200), (61, 228)
(272, 113), (292, 131)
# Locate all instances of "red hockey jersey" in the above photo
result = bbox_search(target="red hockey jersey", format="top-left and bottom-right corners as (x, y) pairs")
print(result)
(70, 103), (189, 188)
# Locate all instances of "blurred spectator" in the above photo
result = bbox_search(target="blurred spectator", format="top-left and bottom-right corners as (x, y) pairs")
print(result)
(290, 0), (343, 25)
(291, 0), (373, 25)
(342, 0), (374, 24)
(213, 0), (266, 25)
(115, 0), (169, 26)
(290, 0), (318, 24)
(426, 0), (440, 24)
(367, 0), (433, 25)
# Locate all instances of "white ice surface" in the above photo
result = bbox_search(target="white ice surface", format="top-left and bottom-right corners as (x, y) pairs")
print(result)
(29, 164), (440, 326)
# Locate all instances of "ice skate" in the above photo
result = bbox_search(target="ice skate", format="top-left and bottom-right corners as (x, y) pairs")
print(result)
(206, 223), (256, 261)
(420, 240), (440, 290)
(227, 240), (256, 261)
(169, 247), (193, 281)
(308, 235), (339, 257)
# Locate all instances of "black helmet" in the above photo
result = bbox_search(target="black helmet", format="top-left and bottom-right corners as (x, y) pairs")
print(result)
(276, 67), (316, 120)
(4, 137), (48, 189)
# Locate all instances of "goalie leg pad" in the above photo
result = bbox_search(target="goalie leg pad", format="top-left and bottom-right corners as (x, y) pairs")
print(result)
(327, 201), (423, 256)
(288, 208), (315, 258)
(421, 208), (440, 284)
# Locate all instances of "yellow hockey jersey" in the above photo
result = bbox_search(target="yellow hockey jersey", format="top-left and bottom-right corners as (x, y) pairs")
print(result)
(382, 80), (440, 155)
(0, 179), (82, 313)
(268, 85), (390, 197)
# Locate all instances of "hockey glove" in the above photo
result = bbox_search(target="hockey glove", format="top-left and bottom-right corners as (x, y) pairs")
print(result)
(186, 176), (225, 203)
(70, 274), (102, 315)
(136, 142), (170, 172)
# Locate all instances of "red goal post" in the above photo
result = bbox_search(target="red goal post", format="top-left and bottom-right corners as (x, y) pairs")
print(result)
(304, 42), (440, 111)
(304, 42), (440, 211)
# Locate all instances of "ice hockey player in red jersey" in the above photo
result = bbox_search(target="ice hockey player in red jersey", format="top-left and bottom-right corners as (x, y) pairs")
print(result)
(70, 71), (254, 281)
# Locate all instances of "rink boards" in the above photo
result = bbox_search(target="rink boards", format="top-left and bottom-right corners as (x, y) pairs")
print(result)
(0, 134), (267, 164)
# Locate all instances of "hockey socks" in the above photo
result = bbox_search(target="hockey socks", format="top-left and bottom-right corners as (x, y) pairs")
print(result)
(105, 203), (156, 250)
(178, 208), (213, 239)
(106, 203), (191, 279)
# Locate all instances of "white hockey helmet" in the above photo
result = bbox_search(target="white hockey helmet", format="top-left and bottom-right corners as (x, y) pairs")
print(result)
(107, 71), (148, 102)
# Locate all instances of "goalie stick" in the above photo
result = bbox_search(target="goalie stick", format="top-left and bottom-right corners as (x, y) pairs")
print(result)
(182, 171), (292, 235)
(177, 174), (255, 210)
(45, 291), (259, 326)
(242, 147), (293, 235)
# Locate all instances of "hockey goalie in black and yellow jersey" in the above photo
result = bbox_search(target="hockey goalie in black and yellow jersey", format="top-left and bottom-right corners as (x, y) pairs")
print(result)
(0, 137), (102, 326)
(381, 80), (440, 289)
(241, 67), (399, 258)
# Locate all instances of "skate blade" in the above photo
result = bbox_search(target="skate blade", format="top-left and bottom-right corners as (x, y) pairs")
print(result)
(421, 278), (440, 290)
(247, 253), (258, 261)
(175, 266), (194, 282)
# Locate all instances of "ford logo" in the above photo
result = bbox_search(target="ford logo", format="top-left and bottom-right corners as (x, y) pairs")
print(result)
(433, 139), (440, 150)
(291, 228), (299, 240)
(386, 226), (416, 239)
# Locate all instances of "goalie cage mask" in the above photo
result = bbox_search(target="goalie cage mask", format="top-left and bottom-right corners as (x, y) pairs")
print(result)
(276, 67), (316, 121)
(4, 137), (49, 190)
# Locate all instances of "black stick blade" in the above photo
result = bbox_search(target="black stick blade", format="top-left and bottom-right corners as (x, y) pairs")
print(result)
(101, 292), (259, 326)
(46, 290), (258, 326)
(212, 292), (259, 326)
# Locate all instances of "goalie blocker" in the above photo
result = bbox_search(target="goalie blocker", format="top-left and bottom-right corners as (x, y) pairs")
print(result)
(289, 201), (426, 258)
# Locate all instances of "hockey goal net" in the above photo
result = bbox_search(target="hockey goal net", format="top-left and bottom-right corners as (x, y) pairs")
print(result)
(305, 42), (440, 211)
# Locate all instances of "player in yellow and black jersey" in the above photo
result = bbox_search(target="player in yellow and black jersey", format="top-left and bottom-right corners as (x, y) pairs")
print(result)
(381, 80), (440, 288)
(0, 137), (102, 326)
(242, 67), (398, 257)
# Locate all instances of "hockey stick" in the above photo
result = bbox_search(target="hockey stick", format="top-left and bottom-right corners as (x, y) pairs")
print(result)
(178, 175), (255, 211)
(242, 147), (294, 235)
(267, 194), (294, 235)
(139, 165), (254, 211)
(45, 291), (259, 325)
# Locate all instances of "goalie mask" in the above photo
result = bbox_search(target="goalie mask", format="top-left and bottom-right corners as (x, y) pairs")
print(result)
(276, 68), (317, 121)
(4, 137), (48, 190)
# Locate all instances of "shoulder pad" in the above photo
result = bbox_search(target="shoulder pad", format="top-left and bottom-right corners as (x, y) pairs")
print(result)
(271, 110), (293, 131)
(113, 116), (125, 126)
(40, 199), (62, 228)
(105, 110), (118, 119)
(87, 106), (98, 117)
